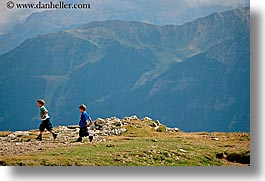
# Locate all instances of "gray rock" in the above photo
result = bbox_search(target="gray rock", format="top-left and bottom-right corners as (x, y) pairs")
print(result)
(114, 121), (122, 127)
(154, 126), (160, 131)
(110, 117), (120, 122)
(67, 125), (79, 129)
(152, 150), (157, 154)
(167, 127), (180, 132)
(101, 133), (109, 137)
(123, 116), (130, 121)
(130, 115), (138, 120)
(7, 134), (16, 140)
(154, 120), (161, 126)
(212, 137), (220, 141)
(102, 125), (108, 129)
(119, 128), (127, 133)
(150, 122), (158, 128)
(95, 130), (101, 134)
(180, 149), (187, 153)
(13, 131), (30, 137)
(142, 117), (152, 121)
(112, 129), (120, 135)
(94, 118), (105, 126)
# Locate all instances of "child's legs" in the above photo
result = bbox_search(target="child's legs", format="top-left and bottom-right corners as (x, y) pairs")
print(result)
(79, 129), (83, 138)
(39, 122), (45, 136)
(45, 118), (54, 134)
(79, 127), (88, 138)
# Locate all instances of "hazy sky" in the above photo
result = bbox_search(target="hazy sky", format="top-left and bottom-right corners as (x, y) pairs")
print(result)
(0, 0), (249, 34)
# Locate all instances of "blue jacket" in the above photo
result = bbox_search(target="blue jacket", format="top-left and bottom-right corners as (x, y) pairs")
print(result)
(79, 111), (89, 128)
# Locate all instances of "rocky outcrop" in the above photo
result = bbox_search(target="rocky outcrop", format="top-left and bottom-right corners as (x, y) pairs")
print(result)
(0, 116), (180, 156)
(91, 115), (180, 136)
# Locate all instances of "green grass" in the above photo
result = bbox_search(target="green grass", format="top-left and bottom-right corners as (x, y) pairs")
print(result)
(0, 120), (250, 166)
(0, 133), (249, 166)
(0, 137), (222, 166)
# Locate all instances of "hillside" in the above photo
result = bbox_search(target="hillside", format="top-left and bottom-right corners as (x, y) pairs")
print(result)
(129, 35), (250, 131)
(0, 116), (250, 166)
(0, 1), (248, 54)
(0, 7), (250, 132)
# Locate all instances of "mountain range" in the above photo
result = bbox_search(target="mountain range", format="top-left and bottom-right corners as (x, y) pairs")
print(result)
(0, 0), (249, 55)
(0, 7), (250, 132)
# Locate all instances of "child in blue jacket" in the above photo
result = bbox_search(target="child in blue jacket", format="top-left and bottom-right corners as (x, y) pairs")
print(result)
(75, 104), (94, 142)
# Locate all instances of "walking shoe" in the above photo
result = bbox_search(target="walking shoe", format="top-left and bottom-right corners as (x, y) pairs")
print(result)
(89, 136), (93, 142)
(35, 135), (42, 141)
(52, 133), (58, 140)
(75, 137), (82, 142)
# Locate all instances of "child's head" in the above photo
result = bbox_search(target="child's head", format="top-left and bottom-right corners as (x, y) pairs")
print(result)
(37, 99), (45, 107)
(79, 104), (87, 113)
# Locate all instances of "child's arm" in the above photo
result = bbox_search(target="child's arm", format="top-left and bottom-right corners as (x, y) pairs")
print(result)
(42, 111), (48, 119)
(88, 116), (94, 125)
(85, 117), (93, 127)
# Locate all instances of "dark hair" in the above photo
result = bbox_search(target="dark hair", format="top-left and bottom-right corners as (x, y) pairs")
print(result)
(37, 99), (45, 105)
(79, 104), (87, 111)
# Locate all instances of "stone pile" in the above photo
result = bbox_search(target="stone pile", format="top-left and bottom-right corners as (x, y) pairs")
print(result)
(0, 115), (180, 156)
(1, 115), (180, 143)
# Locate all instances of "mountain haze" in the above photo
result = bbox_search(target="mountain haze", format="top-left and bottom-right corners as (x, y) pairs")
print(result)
(0, 7), (250, 132)
(0, 0), (249, 54)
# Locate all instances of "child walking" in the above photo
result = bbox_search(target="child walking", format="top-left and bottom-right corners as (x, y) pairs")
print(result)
(36, 99), (57, 141)
(75, 104), (94, 142)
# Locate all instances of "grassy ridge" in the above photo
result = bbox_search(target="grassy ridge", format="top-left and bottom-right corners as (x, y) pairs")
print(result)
(0, 134), (249, 166)
(0, 119), (250, 166)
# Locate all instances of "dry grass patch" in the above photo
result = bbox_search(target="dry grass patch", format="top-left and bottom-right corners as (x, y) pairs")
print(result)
(0, 131), (12, 137)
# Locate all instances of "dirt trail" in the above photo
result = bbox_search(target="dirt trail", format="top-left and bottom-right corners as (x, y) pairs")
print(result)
(0, 126), (103, 157)
(0, 141), (76, 157)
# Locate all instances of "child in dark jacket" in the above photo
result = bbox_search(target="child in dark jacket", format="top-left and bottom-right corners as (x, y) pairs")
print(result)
(75, 104), (94, 142)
